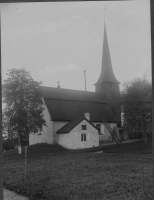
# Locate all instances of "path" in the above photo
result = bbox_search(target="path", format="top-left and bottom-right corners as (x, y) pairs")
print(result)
(4, 188), (29, 200)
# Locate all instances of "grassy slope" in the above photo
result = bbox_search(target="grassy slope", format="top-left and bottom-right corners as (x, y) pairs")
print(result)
(3, 141), (153, 200)
(102, 139), (152, 154)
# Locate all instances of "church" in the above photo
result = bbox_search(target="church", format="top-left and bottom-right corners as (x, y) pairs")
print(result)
(29, 23), (123, 149)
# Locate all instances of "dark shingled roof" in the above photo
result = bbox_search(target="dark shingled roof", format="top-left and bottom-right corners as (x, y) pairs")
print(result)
(56, 117), (98, 134)
(40, 86), (106, 103)
(40, 86), (117, 123)
(94, 23), (120, 85)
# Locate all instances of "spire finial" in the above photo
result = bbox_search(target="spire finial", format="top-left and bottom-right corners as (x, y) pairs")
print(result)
(104, 5), (105, 21)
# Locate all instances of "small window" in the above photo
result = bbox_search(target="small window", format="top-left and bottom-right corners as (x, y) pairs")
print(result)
(96, 124), (101, 134)
(81, 133), (86, 141)
(82, 125), (87, 130)
(111, 84), (114, 88)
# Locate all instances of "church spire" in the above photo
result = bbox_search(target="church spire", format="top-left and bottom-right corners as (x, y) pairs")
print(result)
(94, 23), (120, 85)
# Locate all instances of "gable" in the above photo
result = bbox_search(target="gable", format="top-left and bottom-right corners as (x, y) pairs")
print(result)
(56, 118), (98, 134)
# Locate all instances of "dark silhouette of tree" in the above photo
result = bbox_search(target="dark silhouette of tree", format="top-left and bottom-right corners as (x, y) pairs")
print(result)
(121, 77), (152, 145)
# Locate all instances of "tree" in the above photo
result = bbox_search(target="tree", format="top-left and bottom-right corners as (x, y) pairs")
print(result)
(2, 109), (20, 151)
(121, 77), (152, 145)
(109, 99), (121, 127)
(2, 68), (46, 154)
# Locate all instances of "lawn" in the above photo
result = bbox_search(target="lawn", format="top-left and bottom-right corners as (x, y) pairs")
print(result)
(102, 139), (152, 154)
(3, 140), (153, 200)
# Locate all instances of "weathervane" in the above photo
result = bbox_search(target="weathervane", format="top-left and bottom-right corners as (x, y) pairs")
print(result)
(104, 5), (105, 20)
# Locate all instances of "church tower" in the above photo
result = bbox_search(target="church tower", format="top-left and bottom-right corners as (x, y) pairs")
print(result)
(94, 23), (121, 124)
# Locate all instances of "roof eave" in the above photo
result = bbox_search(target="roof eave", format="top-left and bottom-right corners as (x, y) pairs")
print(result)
(94, 80), (120, 86)
(56, 131), (69, 134)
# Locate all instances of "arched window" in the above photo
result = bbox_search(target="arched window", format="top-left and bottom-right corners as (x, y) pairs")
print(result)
(81, 133), (86, 141)
(96, 124), (101, 134)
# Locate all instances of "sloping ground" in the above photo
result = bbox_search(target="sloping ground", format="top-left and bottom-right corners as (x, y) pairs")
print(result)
(3, 141), (153, 200)
(102, 139), (152, 154)
(69, 139), (152, 154)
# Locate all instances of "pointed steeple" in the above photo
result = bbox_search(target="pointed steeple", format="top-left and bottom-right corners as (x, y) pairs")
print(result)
(94, 23), (120, 85)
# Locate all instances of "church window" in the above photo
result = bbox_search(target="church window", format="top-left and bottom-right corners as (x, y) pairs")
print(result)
(82, 125), (87, 130)
(81, 133), (86, 141)
(96, 124), (101, 134)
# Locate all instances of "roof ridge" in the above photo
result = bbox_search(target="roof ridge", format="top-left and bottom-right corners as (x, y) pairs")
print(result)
(43, 97), (108, 104)
(40, 85), (96, 93)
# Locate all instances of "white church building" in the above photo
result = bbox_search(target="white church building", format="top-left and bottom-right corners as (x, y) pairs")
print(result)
(29, 23), (122, 149)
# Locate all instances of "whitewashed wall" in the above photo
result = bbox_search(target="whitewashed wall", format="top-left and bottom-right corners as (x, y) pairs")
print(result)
(29, 100), (118, 146)
(53, 121), (68, 142)
(93, 122), (117, 141)
(29, 103), (54, 145)
(57, 119), (99, 149)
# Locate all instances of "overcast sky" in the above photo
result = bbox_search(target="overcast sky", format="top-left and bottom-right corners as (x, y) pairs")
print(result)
(1, 0), (151, 92)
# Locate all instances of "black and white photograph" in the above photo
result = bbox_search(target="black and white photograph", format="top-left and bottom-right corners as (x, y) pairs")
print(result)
(1, 0), (152, 199)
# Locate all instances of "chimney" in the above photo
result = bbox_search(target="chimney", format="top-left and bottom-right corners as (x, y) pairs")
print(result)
(85, 113), (90, 121)
(57, 81), (60, 89)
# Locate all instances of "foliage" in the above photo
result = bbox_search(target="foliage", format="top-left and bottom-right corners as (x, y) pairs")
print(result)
(121, 77), (152, 143)
(3, 142), (153, 200)
(2, 68), (46, 144)
(3, 138), (17, 151)
(2, 111), (9, 140)
(109, 100), (121, 126)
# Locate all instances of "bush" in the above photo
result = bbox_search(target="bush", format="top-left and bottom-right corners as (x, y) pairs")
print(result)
(147, 132), (152, 139)
(3, 138), (17, 151)
(3, 134), (29, 151)
(128, 132), (143, 139)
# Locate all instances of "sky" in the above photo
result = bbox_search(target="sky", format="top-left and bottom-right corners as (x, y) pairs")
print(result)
(1, 0), (151, 92)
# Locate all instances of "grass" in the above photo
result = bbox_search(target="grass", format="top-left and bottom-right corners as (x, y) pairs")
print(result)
(3, 140), (153, 200)
(102, 139), (152, 154)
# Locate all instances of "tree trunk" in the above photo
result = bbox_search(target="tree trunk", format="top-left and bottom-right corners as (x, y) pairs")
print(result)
(18, 133), (22, 154)
(8, 125), (11, 150)
(143, 131), (147, 146)
(143, 122), (147, 146)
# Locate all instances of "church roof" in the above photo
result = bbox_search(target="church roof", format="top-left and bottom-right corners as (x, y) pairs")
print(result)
(40, 86), (106, 103)
(94, 23), (120, 85)
(40, 86), (117, 123)
(56, 117), (98, 134)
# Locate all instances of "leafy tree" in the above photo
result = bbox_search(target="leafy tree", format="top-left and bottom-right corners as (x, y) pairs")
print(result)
(121, 77), (152, 145)
(2, 110), (13, 150)
(2, 68), (46, 153)
(2, 109), (20, 151)
(109, 99), (121, 127)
